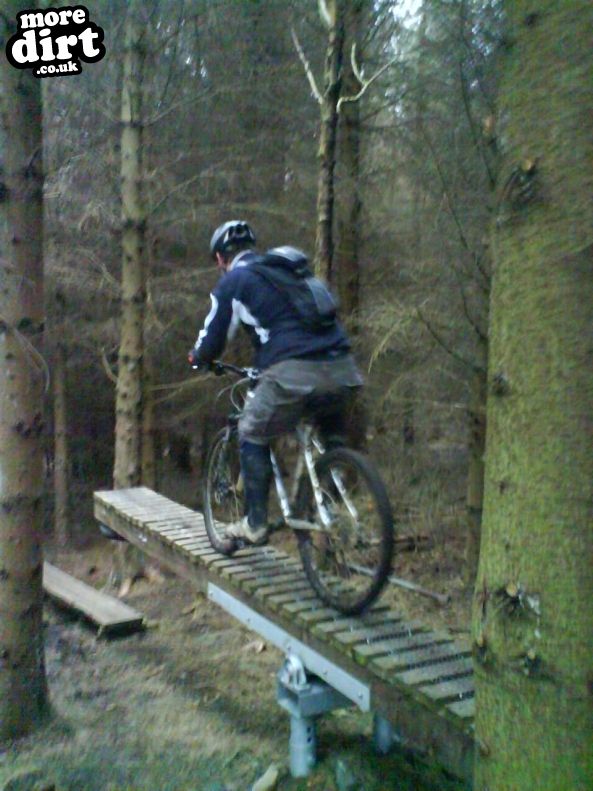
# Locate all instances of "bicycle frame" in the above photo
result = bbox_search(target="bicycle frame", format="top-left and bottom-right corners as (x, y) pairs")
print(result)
(269, 424), (332, 532)
(209, 360), (360, 535)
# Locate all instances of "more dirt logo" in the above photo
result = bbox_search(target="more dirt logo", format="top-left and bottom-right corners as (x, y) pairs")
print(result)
(5, 5), (105, 78)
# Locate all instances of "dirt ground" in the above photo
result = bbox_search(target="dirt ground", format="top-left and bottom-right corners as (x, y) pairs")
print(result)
(0, 539), (469, 791)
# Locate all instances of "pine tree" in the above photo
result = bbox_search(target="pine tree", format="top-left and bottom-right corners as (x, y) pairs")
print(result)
(473, 2), (593, 787)
(0, 0), (49, 740)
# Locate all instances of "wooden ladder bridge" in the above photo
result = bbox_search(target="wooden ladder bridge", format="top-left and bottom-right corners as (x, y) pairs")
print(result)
(94, 486), (475, 786)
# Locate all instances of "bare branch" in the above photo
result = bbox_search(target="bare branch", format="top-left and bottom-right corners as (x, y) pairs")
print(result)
(291, 28), (323, 106)
(100, 348), (118, 385)
(421, 127), (490, 290)
(416, 306), (483, 374)
(453, 267), (488, 343)
(318, 0), (333, 29)
(351, 43), (364, 85)
(148, 172), (204, 217)
(458, 60), (496, 188)
(337, 53), (399, 113)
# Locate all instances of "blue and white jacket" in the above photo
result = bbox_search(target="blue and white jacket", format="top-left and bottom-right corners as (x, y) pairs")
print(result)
(192, 251), (351, 370)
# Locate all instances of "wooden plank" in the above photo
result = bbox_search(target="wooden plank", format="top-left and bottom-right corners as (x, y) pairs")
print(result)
(396, 657), (473, 686)
(311, 610), (393, 639)
(159, 529), (206, 542)
(447, 697), (475, 719)
(330, 620), (423, 646)
(43, 562), (144, 636)
(266, 588), (319, 608)
(242, 572), (307, 595)
(419, 675), (475, 703)
(230, 562), (301, 583)
(256, 578), (312, 600)
(175, 537), (211, 548)
(353, 628), (447, 654)
(371, 642), (471, 676)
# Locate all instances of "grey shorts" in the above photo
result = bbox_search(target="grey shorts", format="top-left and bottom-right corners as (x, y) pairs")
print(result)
(238, 355), (363, 445)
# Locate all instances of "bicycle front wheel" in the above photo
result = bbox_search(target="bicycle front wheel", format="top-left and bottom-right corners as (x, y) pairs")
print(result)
(203, 427), (242, 555)
(296, 447), (394, 615)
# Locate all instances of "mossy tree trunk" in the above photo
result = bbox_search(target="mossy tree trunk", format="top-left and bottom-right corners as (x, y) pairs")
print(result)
(472, 3), (593, 789)
(0, 2), (48, 741)
(53, 343), (69, 547)
(113, 0), (146, 491)
(314, 0), (344, 282)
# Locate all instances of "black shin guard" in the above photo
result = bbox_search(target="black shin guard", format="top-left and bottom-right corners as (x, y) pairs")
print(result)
(239, 440), (273, 529)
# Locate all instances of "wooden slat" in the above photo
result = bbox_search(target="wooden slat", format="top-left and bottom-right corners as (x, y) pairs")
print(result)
(43, 562), (144, 636)
(256, 579), (312, 599)
(447, 697), (475, 719)
(353, 631), (450, 662)
(329, 619), (420, 646)
(396, 657), (473, 686)
(371, 642), (471, 675)
(419, 675), (475, 703)
(266, 588), (319, 608)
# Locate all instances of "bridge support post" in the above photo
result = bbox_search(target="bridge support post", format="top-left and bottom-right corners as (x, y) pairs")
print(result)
(277, 654), (353, 778)
(373, 713), (397, 755)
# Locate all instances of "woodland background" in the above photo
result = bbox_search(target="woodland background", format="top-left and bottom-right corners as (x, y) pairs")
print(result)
(43, 0), (499, 578)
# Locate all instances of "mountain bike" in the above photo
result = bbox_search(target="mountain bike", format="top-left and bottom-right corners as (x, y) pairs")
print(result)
(202, 361), (394, 615)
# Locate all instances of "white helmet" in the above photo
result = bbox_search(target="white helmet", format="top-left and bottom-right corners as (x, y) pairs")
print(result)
(209, 220), (255, 259)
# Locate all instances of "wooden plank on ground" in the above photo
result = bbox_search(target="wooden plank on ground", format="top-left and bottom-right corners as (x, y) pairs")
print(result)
(43, 562), (144, 636)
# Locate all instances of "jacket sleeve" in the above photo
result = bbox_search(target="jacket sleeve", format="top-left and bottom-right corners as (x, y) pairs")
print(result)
(191, 273), (237, 363)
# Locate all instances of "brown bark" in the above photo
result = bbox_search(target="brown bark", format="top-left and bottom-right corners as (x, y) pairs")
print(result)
(314, 0), (345, 282)
(53, 344), (69, 547)
(464, 358), (486, 585)
(335, 0), (364, 325)
(141, 355), (156, 489)
(113, 0), (146, 490)
(0, 2), (49, 740)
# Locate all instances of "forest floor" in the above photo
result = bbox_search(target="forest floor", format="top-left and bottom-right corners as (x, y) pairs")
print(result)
(0, 534), (471, 791)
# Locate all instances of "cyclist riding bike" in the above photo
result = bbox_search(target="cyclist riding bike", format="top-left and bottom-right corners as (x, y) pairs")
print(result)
(188, 220), (363, 546)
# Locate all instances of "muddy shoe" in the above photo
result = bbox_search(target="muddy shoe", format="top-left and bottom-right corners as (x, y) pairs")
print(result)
(225, 516), (268, 546)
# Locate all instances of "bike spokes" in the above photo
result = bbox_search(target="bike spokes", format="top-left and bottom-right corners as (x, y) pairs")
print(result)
(297, 447), (394, 615)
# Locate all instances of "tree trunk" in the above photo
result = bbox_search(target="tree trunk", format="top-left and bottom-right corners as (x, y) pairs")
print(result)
(53, 344), (69, 547)
(0, 3), (48, 740)
(473, 3), (593, 788)
(314, 0), (344, 282)
(141, 355), (156, 490)
(335, 0), (364, 326)
(464, 357), (486, 586)
(113, 0), (146, 490)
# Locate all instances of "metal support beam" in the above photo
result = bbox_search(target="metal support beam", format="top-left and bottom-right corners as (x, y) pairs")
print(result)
(373, 713), (398, 755)
(208, 583), (370, 710)
(277, 654), (354, 778)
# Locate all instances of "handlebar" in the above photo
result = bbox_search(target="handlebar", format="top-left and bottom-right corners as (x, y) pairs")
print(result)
(193, 359), (260, 381)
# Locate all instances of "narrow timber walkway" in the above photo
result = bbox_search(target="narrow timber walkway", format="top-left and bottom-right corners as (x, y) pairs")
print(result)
(94, 486), (475, 785)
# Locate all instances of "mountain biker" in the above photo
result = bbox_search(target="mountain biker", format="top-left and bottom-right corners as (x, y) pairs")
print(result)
(188, 220), (363, 545)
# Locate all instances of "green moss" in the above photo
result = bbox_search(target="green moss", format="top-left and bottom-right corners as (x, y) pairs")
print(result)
(473, 1), (593, 788)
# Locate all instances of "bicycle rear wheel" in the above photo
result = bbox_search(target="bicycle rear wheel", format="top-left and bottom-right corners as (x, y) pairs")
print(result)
(296, 447), (394, 615)
(203, 427), (242, 555)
